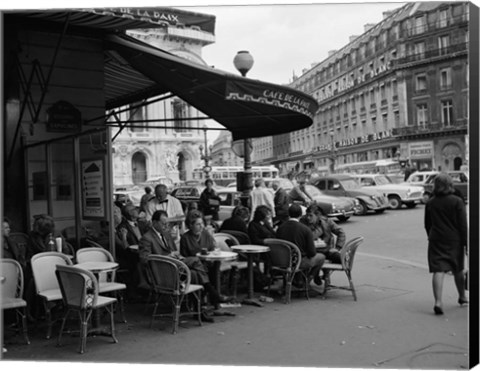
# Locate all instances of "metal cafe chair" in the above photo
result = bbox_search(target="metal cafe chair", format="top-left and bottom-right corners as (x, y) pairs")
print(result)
(75, 247), (127, 323)
(263, 238), (310, 304)
(30, 252), (73, 339)
(146, 255), (203, 334)
(321, 237), (364, 301)
(1, 258), (30, 345)
(55, 265), (118, 354)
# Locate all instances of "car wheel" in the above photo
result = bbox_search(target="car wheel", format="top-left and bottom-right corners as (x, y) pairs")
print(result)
(388, 195), (402, 209)
(355, 200), (367, 215)
(337, 216), (350, 222)
(405, 202), (416, 209)
(422, 193), (431, 204)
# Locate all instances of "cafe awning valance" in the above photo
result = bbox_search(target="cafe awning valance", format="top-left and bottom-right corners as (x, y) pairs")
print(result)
(104, 34), (318, 141)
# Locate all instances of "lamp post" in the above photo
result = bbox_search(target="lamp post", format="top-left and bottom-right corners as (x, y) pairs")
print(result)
(329, 129), (337, 174)
(233, 50), (254, 208)
(199, 125), (212, 179)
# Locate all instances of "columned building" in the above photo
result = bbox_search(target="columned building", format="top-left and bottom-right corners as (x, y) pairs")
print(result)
(111, 13), (216, 187)
(262, 2), (469, 177)
(210, 131), (244, 167)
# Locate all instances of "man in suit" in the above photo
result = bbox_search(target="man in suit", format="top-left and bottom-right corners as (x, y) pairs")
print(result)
(139, 210), (218, 322)
(276, 204), (325, 291)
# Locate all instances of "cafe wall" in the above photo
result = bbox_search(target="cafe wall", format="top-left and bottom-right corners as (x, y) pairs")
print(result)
(4, 26), (107, 234)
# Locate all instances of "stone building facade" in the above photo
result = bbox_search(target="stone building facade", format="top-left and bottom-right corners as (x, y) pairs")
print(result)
(111, 17), (216, 188)
(252, 2), (469, 177)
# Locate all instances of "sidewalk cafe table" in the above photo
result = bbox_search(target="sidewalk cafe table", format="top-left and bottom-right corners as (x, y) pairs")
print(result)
(230, 245), (270, 307)
(196, 251), (238, 316)
(73, 261), (119, 335)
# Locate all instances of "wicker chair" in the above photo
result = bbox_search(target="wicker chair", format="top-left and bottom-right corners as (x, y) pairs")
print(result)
(55, 265), (118, 354)
(30, 252), (73, 339)
(146, 255), (203, 334)
(263, 238), (310, 304)
(321, 237), (364, 301)
(1, 258), (30, 345)
(75, 248), (127, 323)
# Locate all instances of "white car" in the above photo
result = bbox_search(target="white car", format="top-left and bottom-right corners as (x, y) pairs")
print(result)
(352, 174), (424, 209)
(405, 171), (439, 187)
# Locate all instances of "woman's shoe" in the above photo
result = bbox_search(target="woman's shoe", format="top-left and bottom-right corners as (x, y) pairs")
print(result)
(434, 306), (444, 315)
(458, 298), (469, 306)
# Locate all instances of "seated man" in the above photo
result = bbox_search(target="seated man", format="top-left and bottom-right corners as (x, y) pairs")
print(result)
(299, 203), (345, 264)
(139, 210), (219, 322)
(276, 204), (325, 291)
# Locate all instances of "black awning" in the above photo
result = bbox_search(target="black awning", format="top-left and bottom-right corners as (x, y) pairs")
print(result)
(14, 7), (215, 33)
(105, 34), (318, 141)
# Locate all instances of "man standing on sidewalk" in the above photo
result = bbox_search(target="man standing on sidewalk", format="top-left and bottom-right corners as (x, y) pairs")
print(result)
(272, 180), (289, 226)
(250, 178), (275, 221)
(276, 204), (325, 291)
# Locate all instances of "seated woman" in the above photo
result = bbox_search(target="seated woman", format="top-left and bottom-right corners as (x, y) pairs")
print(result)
(27, 214), (69, 259)
(219, 205), (250, 236)
(2, 217), (26, 270)
(299, 203), (345, 264)
(180, 210), (231, 308)
(247, 205), (275, 246)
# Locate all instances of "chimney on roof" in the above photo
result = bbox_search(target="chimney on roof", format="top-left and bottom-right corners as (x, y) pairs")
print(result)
(383, 10), (393, 19)
(328, 50), (337, 57)
(349, 35), (359, 43)
(364, 23), (376, 33)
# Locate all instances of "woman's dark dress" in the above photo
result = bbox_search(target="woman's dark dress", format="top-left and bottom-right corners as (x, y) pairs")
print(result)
(424, 193), (467, 273)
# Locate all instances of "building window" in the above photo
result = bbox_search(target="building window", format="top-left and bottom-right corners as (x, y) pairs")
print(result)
(392, 79), (398, 100)
(172, 99), (188, 132)
(441, 100), (453, 127)
(414, 41), (425, 59)
(438, 35), (450, 55)
(129, 103), (147, 132)
(439, 9), (448, 27)
(415, 74), (427, 92)
(414, 15), (426, 34)
(416, 103), (428, 128)
(440, 68), (452, 89)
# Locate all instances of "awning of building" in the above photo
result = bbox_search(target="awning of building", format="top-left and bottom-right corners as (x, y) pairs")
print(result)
(15, 7), (216, 33)
(104, 34), (318, 140)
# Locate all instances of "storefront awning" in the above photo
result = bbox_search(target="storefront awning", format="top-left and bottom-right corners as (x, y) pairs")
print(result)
(104, 34), (318, 141)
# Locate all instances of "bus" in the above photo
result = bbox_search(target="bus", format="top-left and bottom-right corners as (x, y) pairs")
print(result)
(336, 160), (402, 175)
(192, 165), (279, 187)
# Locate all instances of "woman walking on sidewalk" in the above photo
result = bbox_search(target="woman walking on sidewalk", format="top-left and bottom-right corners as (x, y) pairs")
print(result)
(424, 173), (468, 315)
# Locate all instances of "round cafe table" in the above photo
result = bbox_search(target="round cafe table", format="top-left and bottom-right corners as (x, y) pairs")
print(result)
(196, 251), (238, 316)
(231, 245), (270, 307)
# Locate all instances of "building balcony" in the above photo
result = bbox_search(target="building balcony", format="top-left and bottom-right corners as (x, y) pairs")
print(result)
(393, 43), (468, 66)
(392, 121), (468, 136)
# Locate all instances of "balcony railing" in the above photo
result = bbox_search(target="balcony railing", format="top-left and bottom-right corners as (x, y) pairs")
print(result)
(393, 43), (468, 66)
(392, 122), (468, 136)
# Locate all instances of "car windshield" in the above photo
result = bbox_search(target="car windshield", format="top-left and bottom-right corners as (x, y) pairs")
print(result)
(374, 175), (392, 185)
(305, 185), (322, 197)
(340, 179), (360, 190)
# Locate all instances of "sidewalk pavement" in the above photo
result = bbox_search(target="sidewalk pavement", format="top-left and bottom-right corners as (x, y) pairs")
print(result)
(2, 253), (470, 369)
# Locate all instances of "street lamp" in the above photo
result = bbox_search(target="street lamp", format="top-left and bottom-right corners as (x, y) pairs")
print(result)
(233, 51), (254, 208)
(199, 125), (213, 179)
(329, 129), (337, 174)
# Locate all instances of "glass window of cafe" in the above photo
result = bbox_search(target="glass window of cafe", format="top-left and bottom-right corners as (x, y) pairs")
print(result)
(25, 130), (115, 255)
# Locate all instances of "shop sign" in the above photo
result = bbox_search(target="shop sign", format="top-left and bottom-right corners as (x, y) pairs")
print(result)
(46, 101), (81, 133)
(337, 129), (393, 148)
(81, 159), (105, 219)
(409, 141), (433, 159)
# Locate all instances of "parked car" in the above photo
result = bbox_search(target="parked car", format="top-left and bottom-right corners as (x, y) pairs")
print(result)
(351, 174), (424, 209)
(217, 188), (243, 221)
(423, 170), (469, 203)
(113, 190), (144, 207)
(170, 185), (206, 211)
(405, 171), (439, 187)
(310, 174), (389, 215)
(304, 184), (358, 222)
(227, 177), (294, 194)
